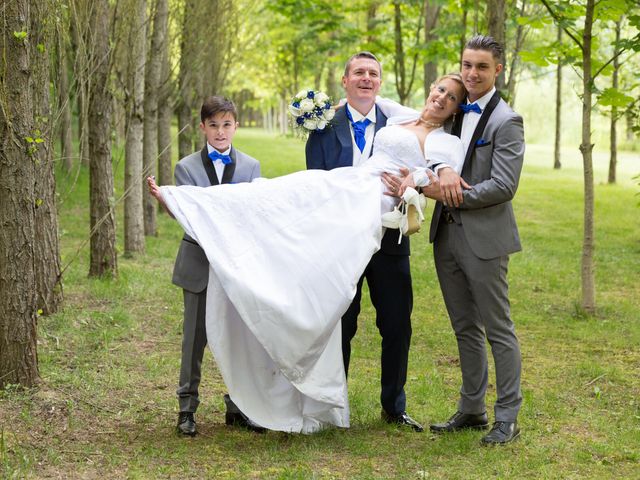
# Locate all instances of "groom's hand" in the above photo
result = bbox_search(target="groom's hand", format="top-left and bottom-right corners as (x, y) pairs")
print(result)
(437, 167), (470, 208)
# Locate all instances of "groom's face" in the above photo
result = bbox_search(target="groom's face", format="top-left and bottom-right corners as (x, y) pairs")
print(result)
(342, 58), (381, 106)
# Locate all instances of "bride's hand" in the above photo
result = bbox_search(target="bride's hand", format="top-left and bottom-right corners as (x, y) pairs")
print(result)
(398, 172), (416, 196)
(381, 167), (409, 197)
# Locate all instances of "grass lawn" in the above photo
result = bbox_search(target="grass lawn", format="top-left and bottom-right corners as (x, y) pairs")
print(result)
(2, 128), (639, 479)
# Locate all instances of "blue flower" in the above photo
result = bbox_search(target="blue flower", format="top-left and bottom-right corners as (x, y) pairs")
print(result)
(307, 91), (315, 99)
(292, 101), (300, 108)
(296, 117), (305, 125)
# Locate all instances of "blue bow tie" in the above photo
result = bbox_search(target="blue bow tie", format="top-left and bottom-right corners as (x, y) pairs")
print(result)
(345, 107), (372, 153)
(460, 102), (482, 114)
(208, 150), (232, 165)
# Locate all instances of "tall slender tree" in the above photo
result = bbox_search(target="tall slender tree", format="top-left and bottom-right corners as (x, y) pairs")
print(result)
(554, 26), (562, 169)
(88, 0), (118, 277)
(0, 0), (40, 388)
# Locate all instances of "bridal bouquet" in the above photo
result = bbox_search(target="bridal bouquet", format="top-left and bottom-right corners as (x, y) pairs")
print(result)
(288, 90), (335, 135)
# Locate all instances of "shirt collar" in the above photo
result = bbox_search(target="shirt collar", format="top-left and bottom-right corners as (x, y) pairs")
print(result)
(207, 143), (231, 156)
(346, 104), (376, 124)
(468, 87), (496, 110)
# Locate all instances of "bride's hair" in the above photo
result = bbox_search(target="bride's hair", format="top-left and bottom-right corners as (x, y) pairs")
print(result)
(431, 73), (467, 100)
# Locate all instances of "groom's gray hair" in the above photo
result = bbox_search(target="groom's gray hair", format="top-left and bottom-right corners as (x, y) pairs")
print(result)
(344, 51), (382, 77)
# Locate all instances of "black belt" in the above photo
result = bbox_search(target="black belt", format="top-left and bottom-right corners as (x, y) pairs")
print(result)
(441, 209), (456, 224)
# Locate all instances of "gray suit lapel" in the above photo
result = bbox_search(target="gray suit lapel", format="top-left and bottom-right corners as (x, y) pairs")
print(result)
(463, 91), (501, 169)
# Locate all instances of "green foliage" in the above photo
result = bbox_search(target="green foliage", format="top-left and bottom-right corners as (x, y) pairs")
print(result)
(13, 31), (27, 41)
(598, 87), (635, 108)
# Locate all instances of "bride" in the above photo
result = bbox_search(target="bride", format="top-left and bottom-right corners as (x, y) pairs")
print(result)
(148, 74), (466, 433)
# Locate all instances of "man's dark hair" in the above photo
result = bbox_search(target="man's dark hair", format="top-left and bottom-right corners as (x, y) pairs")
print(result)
(200, 95), (237, 123)
(343, 51), (382, 77)
(464, 35), (504, 62)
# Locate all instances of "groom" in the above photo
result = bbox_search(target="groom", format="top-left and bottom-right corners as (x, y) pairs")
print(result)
(423, 35), (524, 444)
(306, 52), (422, 431)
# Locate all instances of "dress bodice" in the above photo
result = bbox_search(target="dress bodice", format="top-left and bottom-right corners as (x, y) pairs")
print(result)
(363, 125), (426, 174)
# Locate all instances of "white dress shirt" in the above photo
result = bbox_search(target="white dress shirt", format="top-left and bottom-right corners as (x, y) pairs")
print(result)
(460, 87), (495, 154)
(206, 143), (231, 182)
(346, 104), (377, 167)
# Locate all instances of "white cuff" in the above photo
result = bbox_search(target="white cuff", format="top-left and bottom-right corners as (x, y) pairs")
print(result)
(412, 169), (431, 187)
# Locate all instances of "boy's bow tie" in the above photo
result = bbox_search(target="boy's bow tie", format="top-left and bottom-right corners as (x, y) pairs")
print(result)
(208, 150), (232, 165)
(460, 103), (482, 114)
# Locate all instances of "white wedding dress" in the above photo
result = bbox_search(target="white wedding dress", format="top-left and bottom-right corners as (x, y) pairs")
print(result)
(161, 123), (463, 433)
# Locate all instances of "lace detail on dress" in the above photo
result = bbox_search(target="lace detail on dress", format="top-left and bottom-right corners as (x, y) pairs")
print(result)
(362, 125), (426, 175)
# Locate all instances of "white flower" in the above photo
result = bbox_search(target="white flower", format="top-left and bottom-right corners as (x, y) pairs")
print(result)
(299, 98), (314, 112)
(314, 92), (329, 104)
(316, 119), (327, 130)
(323, 108), (335, 121)
(296, 90), (309, 100)
(303, 118), (318, 130)
(288, 104), (301, 116)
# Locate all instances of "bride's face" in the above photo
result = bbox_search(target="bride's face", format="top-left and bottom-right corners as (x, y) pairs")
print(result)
(421, 78), (463, 122)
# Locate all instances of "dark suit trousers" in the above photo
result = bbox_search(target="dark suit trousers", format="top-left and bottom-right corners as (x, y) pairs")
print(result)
(342, 250), (413, 416)
(433, 220), (522, 422)
(177, 288), (208, 412)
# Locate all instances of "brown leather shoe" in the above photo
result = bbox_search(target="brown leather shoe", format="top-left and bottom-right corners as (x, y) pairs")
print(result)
(429, 411), (489, 433)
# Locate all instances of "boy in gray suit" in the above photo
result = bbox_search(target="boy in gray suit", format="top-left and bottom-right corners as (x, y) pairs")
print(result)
(172, 96), (261, 436)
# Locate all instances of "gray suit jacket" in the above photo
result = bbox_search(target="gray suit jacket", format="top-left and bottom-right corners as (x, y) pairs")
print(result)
(172, 146), (261, 292)
(430, 91), (525, 259)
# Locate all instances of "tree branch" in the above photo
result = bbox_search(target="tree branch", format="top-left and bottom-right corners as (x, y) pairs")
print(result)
(539, 0), (583, 52)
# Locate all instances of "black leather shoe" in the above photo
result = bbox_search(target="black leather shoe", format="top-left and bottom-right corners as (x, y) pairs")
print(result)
(429, 411), (489, 433)
(224, 394), (267, 433)
(382, 411), (424, 432)
(481, 421), (520, 445)
(177, 412), (197, 436)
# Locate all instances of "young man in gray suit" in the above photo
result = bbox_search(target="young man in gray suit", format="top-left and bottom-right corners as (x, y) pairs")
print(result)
(423, 36), (524, 444)
(172, 96), (261, 436)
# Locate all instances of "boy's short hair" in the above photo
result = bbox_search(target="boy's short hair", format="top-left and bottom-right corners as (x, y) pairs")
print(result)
(464, 35), (504, 62)
(343, 51), (382, 77)
(201, 95), (237, 123)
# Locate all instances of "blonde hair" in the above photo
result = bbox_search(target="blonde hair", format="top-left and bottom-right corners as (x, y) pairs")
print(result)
(431, 73), (467, 100)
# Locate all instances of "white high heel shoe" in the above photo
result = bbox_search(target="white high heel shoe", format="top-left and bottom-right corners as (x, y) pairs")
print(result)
(381, 187), (427, 243)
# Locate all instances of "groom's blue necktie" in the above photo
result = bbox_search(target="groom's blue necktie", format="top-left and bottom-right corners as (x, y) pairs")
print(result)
(345, 107), (372, 153)
(208, 150), (232, 165)
(460, 102), (482, 114)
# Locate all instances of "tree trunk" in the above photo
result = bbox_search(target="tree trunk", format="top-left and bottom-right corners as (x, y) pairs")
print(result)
(69, 2), (90, 168)
(393, 1), (408, 104)
(579, 0), (596, 313)
(177, 1), (195, 161)
(423, 0), (441, 100)
(125, 0), (147, 251)
(505, 0), (528, 105)
(157, 0), (173, 189)
(366, 0), (381, 44)
(608, 19), (622, 185)
(460, 0), (468, 60)
(486, 0), (506, 90)
(32, 0), (63, 315)
(554, 26), (562, 170)
(0, 0), (39, 388)
(57, 31), (74, 172)
(88, 0), (118, 278)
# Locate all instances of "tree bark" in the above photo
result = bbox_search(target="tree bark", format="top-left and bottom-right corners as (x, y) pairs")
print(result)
(69, 3), (90, 168)
(88, 0), (118, 278)
(156, 0), (173, 189)
(0, 0), (39, 388)
(608, 19), (622, 185)
(579, 0), (596, 313)
(125, 0), (147, 251)
(486, 0), (506, 90)
(32, 0), (63, 315)
(57, 29), (74, 172)
(177, 0), (196, 161)
(554, 26), (562, 170)
(423, 0), (441, 100)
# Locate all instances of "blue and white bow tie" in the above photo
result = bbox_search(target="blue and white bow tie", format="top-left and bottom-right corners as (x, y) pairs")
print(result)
(208, 150), (232, 165)
(460, 102), (482, 114)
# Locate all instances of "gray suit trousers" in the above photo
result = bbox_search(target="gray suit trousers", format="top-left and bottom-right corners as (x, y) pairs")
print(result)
(434, 220), (522, 422)
(177, 288), (208, 412)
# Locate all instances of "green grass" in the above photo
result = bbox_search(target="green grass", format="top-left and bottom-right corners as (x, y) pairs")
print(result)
(1, 128), (639, 479)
